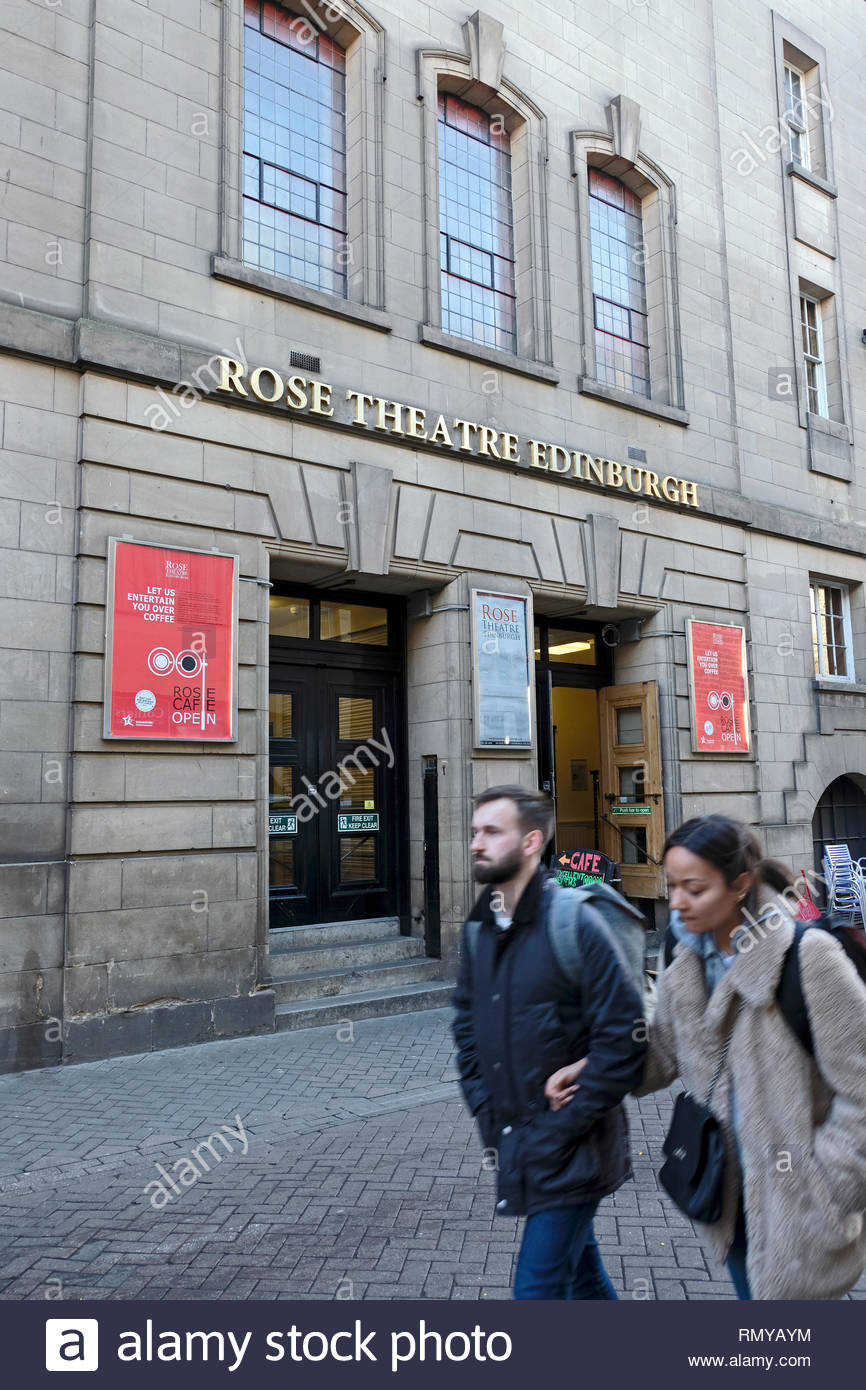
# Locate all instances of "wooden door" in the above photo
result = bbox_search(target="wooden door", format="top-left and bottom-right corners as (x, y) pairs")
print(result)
(598, 681), (666, 898)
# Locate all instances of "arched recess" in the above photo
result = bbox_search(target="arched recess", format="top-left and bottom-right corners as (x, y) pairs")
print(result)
(417, 18), (552, 367)
(811, 773), (866, 880)
(572, 106), (684, 410)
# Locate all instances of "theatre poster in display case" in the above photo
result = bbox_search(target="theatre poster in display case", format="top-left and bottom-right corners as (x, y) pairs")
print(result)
(472, 590), (532, 750)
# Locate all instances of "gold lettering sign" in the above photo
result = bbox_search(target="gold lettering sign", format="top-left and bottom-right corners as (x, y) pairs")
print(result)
(215, 358), (700, 509)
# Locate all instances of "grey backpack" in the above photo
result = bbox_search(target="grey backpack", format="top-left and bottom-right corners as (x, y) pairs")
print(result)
(464, 875), (651, 1015)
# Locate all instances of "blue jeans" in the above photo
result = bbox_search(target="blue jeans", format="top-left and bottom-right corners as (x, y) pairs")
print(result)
(726, 1196), (752, 1300)
(513, 1202), (618, 1300)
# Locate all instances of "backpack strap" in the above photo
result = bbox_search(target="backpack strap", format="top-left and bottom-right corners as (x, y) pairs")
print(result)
(776, 922), (815, 1057)
(546, 878), (585, 994)
(464, 918), (482, 963)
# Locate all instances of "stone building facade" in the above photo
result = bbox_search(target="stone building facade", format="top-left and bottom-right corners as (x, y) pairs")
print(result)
(1, 0), (865, 1071)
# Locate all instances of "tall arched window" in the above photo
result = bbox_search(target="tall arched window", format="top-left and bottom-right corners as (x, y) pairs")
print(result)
(242, 0), (347, 296)
(588, 168), (649, 397)
(438, 94), (516, 351)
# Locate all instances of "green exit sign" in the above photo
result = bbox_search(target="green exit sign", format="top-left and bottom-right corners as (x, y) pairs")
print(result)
(268, 813), (298, 835)
(610, 804), (652, 817)
(338, 812), (380, 832)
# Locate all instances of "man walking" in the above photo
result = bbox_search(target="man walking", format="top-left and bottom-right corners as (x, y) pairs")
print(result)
(453, 785), (646, 1299)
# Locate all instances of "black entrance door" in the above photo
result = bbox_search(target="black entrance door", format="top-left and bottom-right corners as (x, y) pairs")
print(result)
(268, 591), (406, 929)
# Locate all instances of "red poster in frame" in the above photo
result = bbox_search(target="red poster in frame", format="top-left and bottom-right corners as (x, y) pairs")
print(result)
(104, 539), (238, 741)
(686, 620), (751, 754)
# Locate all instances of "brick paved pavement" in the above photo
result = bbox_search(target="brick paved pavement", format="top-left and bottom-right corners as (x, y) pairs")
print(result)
(0, 1008), (863, 1301)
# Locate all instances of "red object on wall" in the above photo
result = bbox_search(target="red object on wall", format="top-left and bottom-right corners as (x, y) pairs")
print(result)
(686, 620), (751, 753)
(104, 539), (238, 741)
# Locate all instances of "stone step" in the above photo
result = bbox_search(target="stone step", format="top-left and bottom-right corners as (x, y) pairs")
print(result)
(269, 917), (399, 953)
(274, 980), (455, 1032)
(272, 956), (443, 1003)
(270, 933), (425, 978)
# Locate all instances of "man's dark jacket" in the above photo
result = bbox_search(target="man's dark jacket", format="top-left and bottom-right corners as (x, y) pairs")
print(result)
(452, 867), (647, 1217)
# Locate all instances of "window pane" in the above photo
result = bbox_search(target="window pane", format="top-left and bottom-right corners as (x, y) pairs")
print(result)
(618, 766), (648, 803)
(338, 696), (374, 741)
(337, 767), (375, 809)
(616, 706), (643, 745)
(547, 629), (597, 665)
(339, 835), (376, 882)
(269, 840), (295, 886)
(269, 764), (294, 808)
(270, 595), (310, 638)
(438, 92), (516, 352)
(269, 692), (293, 738)
(320, 602), (388, 645)
(621, 826), (648, 865)
(812, 583), (850, 678)
(589, 167), (649, 397)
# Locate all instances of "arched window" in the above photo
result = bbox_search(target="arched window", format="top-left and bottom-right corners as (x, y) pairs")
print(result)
(438, 93), (516, 352)
(242, 0), (347, 296)
(588, 168), (649, 398)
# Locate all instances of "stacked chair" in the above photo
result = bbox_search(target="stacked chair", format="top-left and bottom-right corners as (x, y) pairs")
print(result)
(822, 844), (866, 929)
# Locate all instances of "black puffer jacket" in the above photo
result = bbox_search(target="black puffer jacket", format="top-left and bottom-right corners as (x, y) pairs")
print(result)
(452, 868), (647, 1217)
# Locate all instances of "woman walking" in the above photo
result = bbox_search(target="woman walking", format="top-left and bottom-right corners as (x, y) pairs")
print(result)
(546, 814), (866, 1300)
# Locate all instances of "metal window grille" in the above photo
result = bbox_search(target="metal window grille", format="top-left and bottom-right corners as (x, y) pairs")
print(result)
(588, 168), (650, 398)
(242, 0), (347, 297)
(438, 93), (516, 352)
(799, 294), (828, 417)
(810, 581), (851, 679)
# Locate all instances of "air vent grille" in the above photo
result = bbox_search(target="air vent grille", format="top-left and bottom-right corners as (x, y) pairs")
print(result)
(290, 351), (321, 374)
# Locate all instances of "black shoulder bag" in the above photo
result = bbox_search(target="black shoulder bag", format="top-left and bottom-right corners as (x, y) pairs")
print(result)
(658, 1003), (741, 1224)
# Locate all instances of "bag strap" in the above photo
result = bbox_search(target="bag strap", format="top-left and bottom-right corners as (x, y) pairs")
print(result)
(776, 922), (814, 1057)
(663, 927), (675, 969)
(706, 999), (743, 1106)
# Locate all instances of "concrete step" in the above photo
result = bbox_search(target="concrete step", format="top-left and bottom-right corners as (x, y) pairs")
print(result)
(269, 918), (399, 953)
(270, 933), (425, 978)
(272, 956), (443, 1003)
(274, 980), (455, 1032)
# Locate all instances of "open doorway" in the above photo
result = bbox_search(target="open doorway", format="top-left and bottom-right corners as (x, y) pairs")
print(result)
(535, 618), (666, 915)
(551, 685), (601, 851)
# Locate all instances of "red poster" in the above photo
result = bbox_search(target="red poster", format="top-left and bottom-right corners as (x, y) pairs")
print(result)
(104, 540), (238, 740)
(686, 620), (751, 753)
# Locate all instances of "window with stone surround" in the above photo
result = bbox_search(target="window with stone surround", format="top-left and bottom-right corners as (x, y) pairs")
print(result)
(781, 41), (829, 180)
(215, 0), (386, 320)
(588, 168), (649, 398)
(438, 94), (516, 352)
(810, 579), (853, 681)
(798, 281), (843, 423)
(243, 1), (347, 296)
(572, 113), (685, 420)
(417, 21), (553, 375)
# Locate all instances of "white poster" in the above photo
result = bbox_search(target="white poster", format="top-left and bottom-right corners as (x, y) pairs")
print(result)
(472, 591), (532, 749)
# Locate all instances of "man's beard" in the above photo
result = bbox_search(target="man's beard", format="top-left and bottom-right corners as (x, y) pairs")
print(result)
(472, 847), (524, 885)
